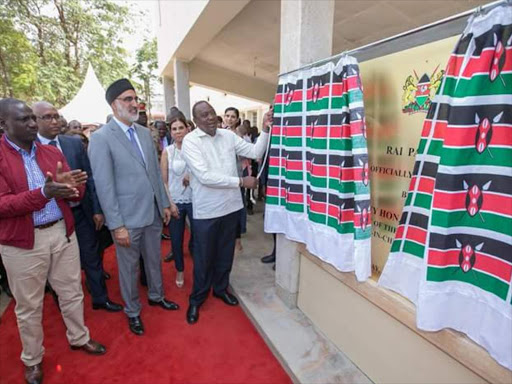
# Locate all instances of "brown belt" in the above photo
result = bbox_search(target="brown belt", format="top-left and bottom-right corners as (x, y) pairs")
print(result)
(35, 218), (63, 230)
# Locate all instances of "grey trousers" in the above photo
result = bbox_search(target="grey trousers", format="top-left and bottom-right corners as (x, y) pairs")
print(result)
(113, 205), (165, 317)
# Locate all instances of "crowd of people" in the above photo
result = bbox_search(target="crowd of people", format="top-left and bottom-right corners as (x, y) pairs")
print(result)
(0, 78), (273, 384)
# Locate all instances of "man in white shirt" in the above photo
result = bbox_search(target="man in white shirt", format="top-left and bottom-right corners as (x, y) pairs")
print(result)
(182, 101), (272, 324)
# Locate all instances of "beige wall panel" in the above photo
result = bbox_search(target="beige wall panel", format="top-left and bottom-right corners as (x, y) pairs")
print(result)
(360, 36), (460, 274)
(298, 256), (486, 384)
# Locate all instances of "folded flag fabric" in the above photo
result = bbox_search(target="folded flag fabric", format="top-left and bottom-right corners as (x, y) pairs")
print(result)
(379, 5), (512, 369)
(265, 56), (372, 282)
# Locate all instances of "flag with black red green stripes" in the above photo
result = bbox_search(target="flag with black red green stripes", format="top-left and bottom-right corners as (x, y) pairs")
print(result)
(379, 5), (512, 370)
(264, 56), (371, 282)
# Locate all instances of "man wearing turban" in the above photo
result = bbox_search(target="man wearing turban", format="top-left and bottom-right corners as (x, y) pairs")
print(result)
(88, 79), (180, 336)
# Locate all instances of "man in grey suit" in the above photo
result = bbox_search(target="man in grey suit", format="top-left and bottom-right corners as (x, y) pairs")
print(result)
(89, 79), (180, 336)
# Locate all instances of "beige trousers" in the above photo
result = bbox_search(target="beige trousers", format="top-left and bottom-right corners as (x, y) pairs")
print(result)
(1, 221), (90, 366)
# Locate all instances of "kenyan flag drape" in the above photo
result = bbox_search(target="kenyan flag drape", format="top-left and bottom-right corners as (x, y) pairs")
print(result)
(264, 56), (371, 282)
(379, 5), (512, 370)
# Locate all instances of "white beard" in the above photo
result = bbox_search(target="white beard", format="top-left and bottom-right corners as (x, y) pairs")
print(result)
(114, 100), (139, 123)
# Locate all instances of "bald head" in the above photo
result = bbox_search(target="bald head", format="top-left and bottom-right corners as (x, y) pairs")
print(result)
(33, 101), (61, 139)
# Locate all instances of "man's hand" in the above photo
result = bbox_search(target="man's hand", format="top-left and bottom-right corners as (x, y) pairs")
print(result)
(92, 214), (105, 231)
(43, 172), (79, 199)
(241, 176), (258, 189)
(262, 107), (273, 133)
(54, 161), (88, 186)
(163, 207), (172, 225)
(113, 226), (130, 247)
(182, 174), (190, 187)
(170, 203), (180, 219)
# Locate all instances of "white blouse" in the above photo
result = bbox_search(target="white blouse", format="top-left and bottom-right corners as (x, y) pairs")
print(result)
(166, 144), (192, 204)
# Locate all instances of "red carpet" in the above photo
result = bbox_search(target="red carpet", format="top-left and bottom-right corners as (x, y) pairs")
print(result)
(0, 236), (292, 384)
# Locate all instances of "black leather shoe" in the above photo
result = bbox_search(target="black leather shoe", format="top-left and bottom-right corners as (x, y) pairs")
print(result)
(261, 254), (276, 264)
(70, 339), (107, 355)
(92, 299), (123, 312)
(161, 233), (171, 240)
(163, 252), (174, 263)
(213, 291), (239, 306)
(24, 363), (43, 384)
(186, 305), (199, 324)
(128, 316), (144, 335)
(103, 271), (111, 280)
(148, 298), (179, 310)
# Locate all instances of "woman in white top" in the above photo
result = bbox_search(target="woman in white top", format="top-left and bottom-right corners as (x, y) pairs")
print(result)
(160, 116), (193, 288)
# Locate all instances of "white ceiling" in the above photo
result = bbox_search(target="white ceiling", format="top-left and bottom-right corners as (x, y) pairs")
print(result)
(195, 0), (491, 86)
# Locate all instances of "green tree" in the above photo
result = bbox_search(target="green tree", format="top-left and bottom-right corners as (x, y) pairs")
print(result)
(130, 38), (159, 118)
(0, 0), (133, 107)
(0, 9), (39, 100)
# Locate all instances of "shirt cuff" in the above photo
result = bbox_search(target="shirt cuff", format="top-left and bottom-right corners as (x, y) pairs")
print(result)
(40, 187), (49, 199)
(229, 176), (240, 188)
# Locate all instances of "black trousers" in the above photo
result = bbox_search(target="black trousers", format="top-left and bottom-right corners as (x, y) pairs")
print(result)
(72, 206), (107, 304)
(189, 209), (240, 306)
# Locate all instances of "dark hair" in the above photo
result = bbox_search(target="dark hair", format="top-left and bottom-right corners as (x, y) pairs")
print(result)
(192, 101), (210, 119)
(154, 120), (167, 128)
(167, 106), (186, 122)
(186, 119), (196, 130)
(217, 116), (223, 123)
(168, 116), (188, 129)
(224, 107), (239, 119)
(0, 98), (24, 120)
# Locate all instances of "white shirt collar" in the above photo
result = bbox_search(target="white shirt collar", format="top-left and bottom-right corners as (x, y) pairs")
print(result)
(37, 133), (59, 146)
(113, 116), (134, 133)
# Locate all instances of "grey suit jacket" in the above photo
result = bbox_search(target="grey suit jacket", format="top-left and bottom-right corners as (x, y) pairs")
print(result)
(88, 119), (170, 230)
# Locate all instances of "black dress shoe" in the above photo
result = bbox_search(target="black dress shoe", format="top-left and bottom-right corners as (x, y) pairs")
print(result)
(186, 305), (199, 324)
(128, 316), (144, 335)
(161, 233), (171, 240)
(163, 252), (174, 263)
(92, 299), (123, 312)
(148, 298), (180, 310)
(261, 254), (276, 264)
(103, 271), (111, 280)
(213, 291), (239, 306)
(70, 339), (107, 355)
(24, 363), (43, 384)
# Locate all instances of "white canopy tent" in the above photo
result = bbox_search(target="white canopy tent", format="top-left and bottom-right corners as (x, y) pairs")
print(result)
(59, 64), (111, 124)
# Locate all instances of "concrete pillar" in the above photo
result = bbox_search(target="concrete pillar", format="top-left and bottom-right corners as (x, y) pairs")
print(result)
(174, 59), (191, 119)
(276, 0), (335, 308)
(163, 76), (175, 116)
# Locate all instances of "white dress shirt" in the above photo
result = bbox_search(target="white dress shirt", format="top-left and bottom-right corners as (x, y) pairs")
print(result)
(37, 133), (62, 151)
(113, 116), (146, 163)
(182, 128), (269, 219)
(37, 133), (81, 208)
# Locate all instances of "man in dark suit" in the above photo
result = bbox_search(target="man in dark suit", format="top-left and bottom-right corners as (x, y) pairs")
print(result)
(33, 101), (122, 313)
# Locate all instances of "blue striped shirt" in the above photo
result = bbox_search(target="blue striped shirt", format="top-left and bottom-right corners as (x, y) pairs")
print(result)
(5, 137), (63, 225)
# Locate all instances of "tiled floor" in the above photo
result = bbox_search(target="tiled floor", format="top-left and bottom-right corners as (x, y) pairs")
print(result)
(231, 204), (372, 384)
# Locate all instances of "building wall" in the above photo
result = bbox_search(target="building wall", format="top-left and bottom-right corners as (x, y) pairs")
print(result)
(298, 255), (486, 384)
(155, 0), (209, 74)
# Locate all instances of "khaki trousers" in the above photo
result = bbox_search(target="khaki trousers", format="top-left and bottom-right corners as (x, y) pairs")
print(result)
(1, 221), (90, 366)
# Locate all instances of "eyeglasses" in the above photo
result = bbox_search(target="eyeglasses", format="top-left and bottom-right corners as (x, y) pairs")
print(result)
(116, 96), (139, 103)
(37, 114), (60, 122)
